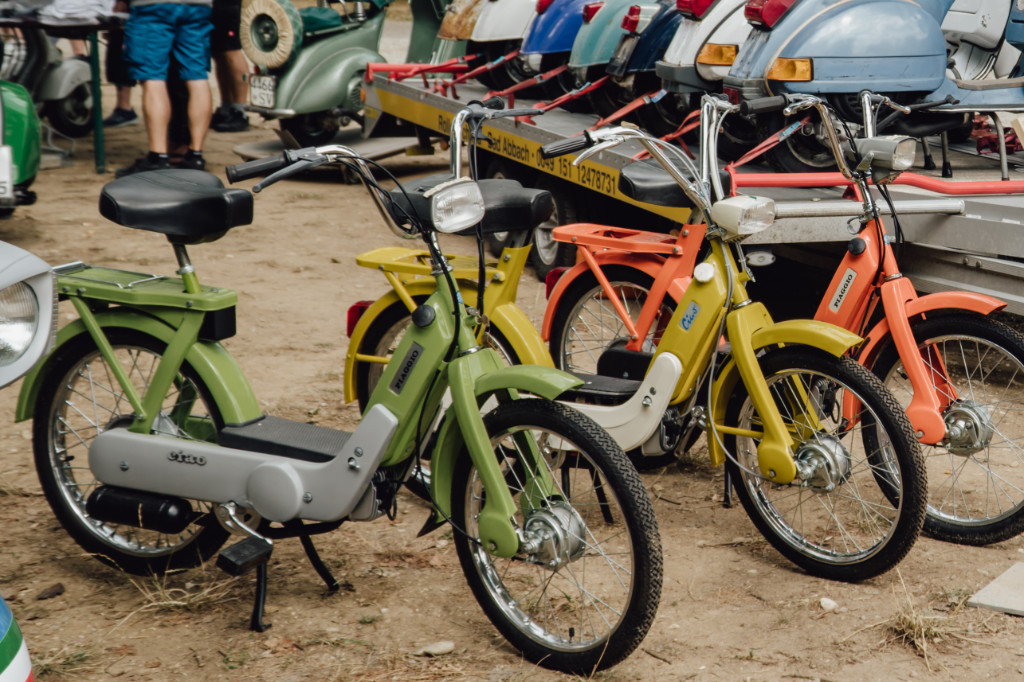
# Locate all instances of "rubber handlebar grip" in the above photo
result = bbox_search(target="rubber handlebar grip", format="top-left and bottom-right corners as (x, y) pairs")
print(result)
(539, 135), (590, 159)
(739, 96), (788, 116)
(226, 154), (289, 183)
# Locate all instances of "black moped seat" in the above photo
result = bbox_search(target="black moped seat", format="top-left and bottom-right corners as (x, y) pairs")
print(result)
(391, 175), (554, 235)
(99, 169), (254, 245)
(619, 159), (733, 208)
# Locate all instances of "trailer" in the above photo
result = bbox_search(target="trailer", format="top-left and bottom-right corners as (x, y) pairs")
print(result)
(362, 73), (1024, 314)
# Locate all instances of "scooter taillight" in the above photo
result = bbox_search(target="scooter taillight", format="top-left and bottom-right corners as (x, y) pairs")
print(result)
(582, 1), (604, 22)
(744, 0), (797, 28)
(676, 0), (715, 19)
(537, 0), (556, 14)
(545, 267), (570, 299)
(723, 86), (740, 104)
(347, 301), (373, 337)
(621, 5), (642, 32)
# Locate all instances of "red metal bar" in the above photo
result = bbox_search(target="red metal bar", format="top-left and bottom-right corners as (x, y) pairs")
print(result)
(587, 88), (664, 131)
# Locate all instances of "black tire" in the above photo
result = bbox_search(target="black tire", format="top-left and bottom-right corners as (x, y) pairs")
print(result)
(280, 111), (338, 147)
(724, 347), (926, 581)
(468, 40), (535, 92)
(451, 399), (661, 673)
(758, 111), (838, 173)
(633, 74), (691, 138)
(548, 266), (678, 468)
(240, 0), (303, 69)
(33, 330), (230, 576)
(528, 179), (577, 281)
(538, 53), (589, 112)
(44, 83), (93, 138)
(870, 314), (1024, 545)
(355, 297), (521, 412)
(586, 66), (632, 121)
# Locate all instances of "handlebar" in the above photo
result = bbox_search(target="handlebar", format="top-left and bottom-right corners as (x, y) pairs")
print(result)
(539, 132), (594, 159)
(739, 95), (787, 116)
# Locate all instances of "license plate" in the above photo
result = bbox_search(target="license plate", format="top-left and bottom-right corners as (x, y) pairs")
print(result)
(249, 75), (276, 109)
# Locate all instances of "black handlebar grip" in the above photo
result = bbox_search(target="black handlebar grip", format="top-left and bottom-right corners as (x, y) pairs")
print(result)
(539, 134), (591, 159)
(739, 95), (788, 116)
(226, 153), (290, 183)
(473, 96), (505, 110)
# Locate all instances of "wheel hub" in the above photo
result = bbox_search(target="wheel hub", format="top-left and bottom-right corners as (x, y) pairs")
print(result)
(942, 399), (994, 456)
(520, 501), (587, 570)
(794, 434), (851, 492)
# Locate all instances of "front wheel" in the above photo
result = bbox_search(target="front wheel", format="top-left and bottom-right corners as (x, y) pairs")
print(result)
(33, 329), (230, 575)
(871, 314), (1024, 545)
(451, 399), (661, 673)
(725, 347), (926, 581)
(44, 83), (94, 138)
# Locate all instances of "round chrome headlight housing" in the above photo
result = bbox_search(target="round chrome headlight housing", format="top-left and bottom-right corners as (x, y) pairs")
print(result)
(0, 280), (39, 366)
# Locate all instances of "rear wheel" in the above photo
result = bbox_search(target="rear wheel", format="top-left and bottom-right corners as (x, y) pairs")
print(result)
(45, 83), (93, 138)
(870, 314), (1024, 545)
(529, 179), (578, 281)
(280, 110), (338, 147)
(451, 399), (661, 673)
(758, 111), (838, 173)
(33, 330), (230, 575)
(468, 40), (535, 92)
(725, 347), (926, 581)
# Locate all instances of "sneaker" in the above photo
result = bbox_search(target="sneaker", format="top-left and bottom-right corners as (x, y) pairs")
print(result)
(103, 108), (139, 128)
(177, 151), (206, 171)
(211, 108), (250, 133)
(115, 154), (170, 178)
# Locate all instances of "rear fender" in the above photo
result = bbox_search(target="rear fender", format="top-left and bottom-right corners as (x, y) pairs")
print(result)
(521, 0), (589, 54)
(276, 35), (384, 113)
(16, 310), (262, 425)
(37, 59), (91, 101)
(472, 0), (538, 42)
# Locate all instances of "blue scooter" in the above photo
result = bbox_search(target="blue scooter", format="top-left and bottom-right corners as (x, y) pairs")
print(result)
(519, 0), (592, 104)
(724, 0), (1024, 172)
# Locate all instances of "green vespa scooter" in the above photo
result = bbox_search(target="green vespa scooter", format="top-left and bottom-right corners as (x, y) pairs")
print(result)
(0, 80), (40, 218)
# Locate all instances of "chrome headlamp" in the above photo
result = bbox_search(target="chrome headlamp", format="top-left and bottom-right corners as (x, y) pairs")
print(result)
(853, 135), (916, 173)
(0, 242), (55, 388)
(426, 177), (486, 234)
(709, 195), (776, 241)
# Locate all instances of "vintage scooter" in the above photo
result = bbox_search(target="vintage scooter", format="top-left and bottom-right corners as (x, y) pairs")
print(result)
(723, 0), (1024, 172)
(241, 0), (452, 146)
(0, 80), (40, 218)
(0, 27), (93, 138)
(434, 0), (537, 90)
(518, 0), (593, 102)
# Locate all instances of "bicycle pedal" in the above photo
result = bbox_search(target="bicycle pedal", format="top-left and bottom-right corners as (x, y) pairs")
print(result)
(216, 536), (273, 576)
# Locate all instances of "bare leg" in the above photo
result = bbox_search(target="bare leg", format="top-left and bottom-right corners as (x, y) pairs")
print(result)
(186, 79), (213, 152)
(115, 85), (133, 111)
(141, 80), (171, 153)
(213, 49), (249, 105)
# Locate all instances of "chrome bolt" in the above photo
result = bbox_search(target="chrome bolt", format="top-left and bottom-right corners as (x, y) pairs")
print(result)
(642, 396), (653, 407)
(354, 447), (364, 457)
(488, 541), (498, 553)
(769, 469), (776, 478)
(916, 430), (924, 439)
(348, 457), (359, 471)
(119, 461), (129, 471)
(303, 492), (313, 503)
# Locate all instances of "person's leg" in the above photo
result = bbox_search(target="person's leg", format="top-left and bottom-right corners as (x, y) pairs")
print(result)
(141, 80), (171, 153)
(172, 4), (214, 152)
(185, 80), (212, 152)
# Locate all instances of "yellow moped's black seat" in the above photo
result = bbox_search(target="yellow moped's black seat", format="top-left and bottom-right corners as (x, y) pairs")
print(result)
(99, 169), (254, 244)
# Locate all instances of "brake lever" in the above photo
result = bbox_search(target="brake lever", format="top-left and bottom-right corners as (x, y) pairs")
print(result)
(253, 155), (328, 193)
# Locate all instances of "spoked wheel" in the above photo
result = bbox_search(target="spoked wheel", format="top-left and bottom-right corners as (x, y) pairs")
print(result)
(549, 266), (674, 375)
(451, 399), (661, 673)
(33, 330), (230, 575)
(724, 347), (926, 581)
(871, 314), (1024, 545)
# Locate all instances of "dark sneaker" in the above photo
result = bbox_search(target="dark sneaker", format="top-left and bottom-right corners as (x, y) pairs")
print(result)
(115, 154), (170, 178)
(177, 151), (206, 171)
(211, 108), (250, 133)
(103, 108), (139, 128)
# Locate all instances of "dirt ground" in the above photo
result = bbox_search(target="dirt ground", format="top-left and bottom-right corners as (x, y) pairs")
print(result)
(4, 44), (1024, 682)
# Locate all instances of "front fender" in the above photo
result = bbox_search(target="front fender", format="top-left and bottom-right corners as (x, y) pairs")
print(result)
(706, 318), (862, 469)
(37, 59), (90, 101)
(857, 291), (1006, 367)
(16, 310), (262, 425)
(429, 364), (583, 527)
(541, 254), (688, 340)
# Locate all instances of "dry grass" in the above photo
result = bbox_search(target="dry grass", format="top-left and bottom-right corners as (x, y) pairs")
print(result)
(32, 645), (97, 678)
(112, 570), (240, 630)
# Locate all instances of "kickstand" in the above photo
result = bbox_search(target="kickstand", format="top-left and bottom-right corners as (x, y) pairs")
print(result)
(919, 137), (936, 170)
(722, 469), (733, 508)
(250, 563), (270, 632)
(300, 533), (340, 593)
(940, 130), (952, 178)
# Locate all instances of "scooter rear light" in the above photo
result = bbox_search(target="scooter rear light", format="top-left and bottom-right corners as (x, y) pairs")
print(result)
(536, 0), (556, 14)
(582, 1), (604, 23)
(675, 0), (715, 18)
(723, 86), (740, 104)
(621, 5), (642, 32)
(766, 57), (812, 81)
(545, 267), (570, 299)
(347, 301), (373, 337)
(696, 43), (738, 66)
(744, 0), (797, 28)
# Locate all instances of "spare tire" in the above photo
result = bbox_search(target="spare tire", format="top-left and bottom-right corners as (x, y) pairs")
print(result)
(241, 0), (303, 69)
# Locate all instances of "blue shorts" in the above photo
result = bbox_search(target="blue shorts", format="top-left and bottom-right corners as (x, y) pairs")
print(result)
(125, 4), (213, 82)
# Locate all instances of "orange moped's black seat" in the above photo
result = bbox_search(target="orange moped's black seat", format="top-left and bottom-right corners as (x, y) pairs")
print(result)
(99, 169), (254, 244)
(619, 159), (735, 208)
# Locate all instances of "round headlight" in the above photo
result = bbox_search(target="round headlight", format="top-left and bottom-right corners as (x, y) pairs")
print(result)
(0, 281), (39, 367)
(429, 178), (486, 234)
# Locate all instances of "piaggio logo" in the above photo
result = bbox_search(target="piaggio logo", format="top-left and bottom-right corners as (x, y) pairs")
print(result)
(680, 301), (700, 331)
(828, 268), (857, 313)
(390, 343), (423, 394)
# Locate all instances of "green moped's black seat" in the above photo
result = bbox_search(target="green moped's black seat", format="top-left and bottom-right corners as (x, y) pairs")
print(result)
(99, 169), (254, 244)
